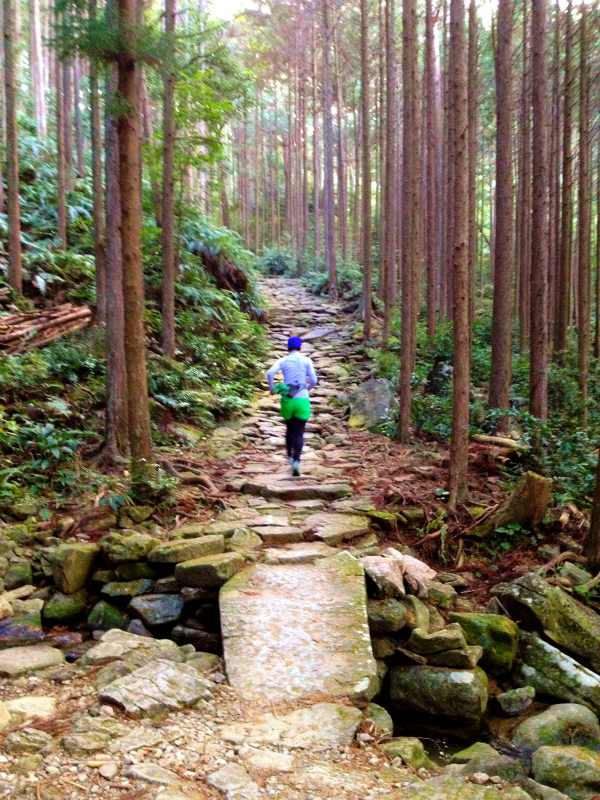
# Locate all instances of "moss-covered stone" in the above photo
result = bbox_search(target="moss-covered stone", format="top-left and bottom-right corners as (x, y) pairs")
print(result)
(497, 573), (600, 673)
(50, 543), (98, 594)
(426, 581), (458, 609)
(365, 702), (394, 736)
(512, 704), (600, 756)
(114, 562), (159, 580)
(462, 752), (527, 782)
(99, 531), (159, 565)
(389, 665), (489, 728)
(532, 746), (600, 800)
(4, 560), (32, 591)
(408, 624), (467, 655)
(450, 742), (499, 764)
(101, 579), (153, 599)
(43, 590), (88, 625)
(399, 596), (430, 631)
(148, 535), (224, 563)
(449, 612), (518, 675)
(175, 552), (245, 588)
(119, 506), (154, 526)
(368, 598), (407, 633)
(87, 600), (129, 631)
(379, 738), (438, 770)
(427, 646), (483, 669)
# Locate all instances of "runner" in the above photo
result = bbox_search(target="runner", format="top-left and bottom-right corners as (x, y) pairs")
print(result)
(266, 336), (318, 476)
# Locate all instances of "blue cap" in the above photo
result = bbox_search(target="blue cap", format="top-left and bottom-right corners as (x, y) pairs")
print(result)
(287, 336), (302, 350)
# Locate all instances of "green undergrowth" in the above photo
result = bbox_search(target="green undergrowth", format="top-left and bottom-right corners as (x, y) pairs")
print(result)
(0, 123), (268, 502)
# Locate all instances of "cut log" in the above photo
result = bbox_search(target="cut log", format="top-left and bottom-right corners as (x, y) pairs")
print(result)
(472, 434), (528, 450)
(0, 304), (92, 352)
(469, 471), (552, 537)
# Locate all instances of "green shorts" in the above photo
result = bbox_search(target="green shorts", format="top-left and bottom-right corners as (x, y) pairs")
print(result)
(280, 396), (311, 421)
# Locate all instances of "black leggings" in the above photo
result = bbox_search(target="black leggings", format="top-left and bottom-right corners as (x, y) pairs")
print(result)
(285, 416), (307, 461)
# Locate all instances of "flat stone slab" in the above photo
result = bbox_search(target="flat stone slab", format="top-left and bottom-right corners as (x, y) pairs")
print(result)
(81, 629), (183, 667)
(252, 526), (304, 545)
(240, 478), (353, 502)
(99, 658), (214, 718)
(262, 542), (338, 565)
(220, 552), (377, 703)
(0, 644), (65, 677)
(148, 535), (224, 563)
(303, 512), (370, 545)
(220, 702), (363, 749)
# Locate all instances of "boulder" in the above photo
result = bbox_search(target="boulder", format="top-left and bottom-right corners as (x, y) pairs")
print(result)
(426, 581), (458, 608)
(4, 561), (32, 591)
(450, 743), (500, 764)
(520, 778), (570, 800)
(4, 728), (54, 753)
(348, 378), (398, 430)
(495, 573), (600, 672)
(128, 594), (184, 626)
(365, 702), (394, 736)
(114, 562), (159, 580)
(42, 590), (88, 625)
(379, 738), (438, 771)
(408, 624), (467, 655)
(402, 775), (532, 799)
(5, 696), (56, 724)
(362, 555), (406, 598)
(99, 658), (213, 717)
(175, 553), (245, 589)
(427, 646), (483, 669)
(367, 598), (407, 633)
(449, 612), (519, 675)
(219, 703), (363, 749)
(463, 752), (527, 782)
(207, 763), (259, 800)
(389, 666), (489, 732)
(81, 629), (182, 667)
(227, 530), (263, 552)
(87, 600), (130, 631)
(512, 703), (600, 756)
(101, 579), (153, 598)
(0, 644), (64, 677)
(148, 536), (225, 563)
(532, 745), (600, 800)
(50, 543), (98, 594)
(99, 531), (159, 565)
(513, 632), (600, 714)
(496, 686), (536, 717)
(400, 596), (432, 630)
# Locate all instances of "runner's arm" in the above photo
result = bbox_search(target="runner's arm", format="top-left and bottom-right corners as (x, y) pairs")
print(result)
(266, 359), (283, 391)
(307, 359), (318, 390)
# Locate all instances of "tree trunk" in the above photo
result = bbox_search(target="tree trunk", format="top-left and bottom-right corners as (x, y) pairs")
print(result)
(55, 24), (67, 250)
(555, 0), (573, 357)
(312, 19), (321, 260)
(360, 0), (372, 338)
(398, 0), (420, 442)
(425, 0), (438, 337)
(529, 0), (549, 421)
(74, 58), (85, 179)
(3, 0), (22, 293)
(322, 0), (337, 296)
(516, 0), (531, 352)
(489, 0), (514, 431)
(29, 0), (47, 136)
(220, 162), (231, 229)
(382, 0), (397, 343)
(104, 64), (130, 459)
(577, 0), (590, 426)
(90, 0), (106, 324)
(448, 0), (469, 507)
(585, 451), (600, 571)
(467, 0), (477, 336)
(63, 60), (74, 190)
(161, 0), (177, 358)
(117, 0), (154, 487)
(333, 19), (348, 264)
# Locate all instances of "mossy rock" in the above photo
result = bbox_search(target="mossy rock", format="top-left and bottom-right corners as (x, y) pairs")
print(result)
(99, 531), (160, 565)
(4, 561), (32, 591)
(380, 737), (438, 771)
(512, 703), (600, 757)
(87, 600), (130, 631)
(532, 746), (600, 800)
(449, 612), (518, 676)
(50, 543), (98, 594)
(43, 590), (88, 625)
(368, 598), (407, 633)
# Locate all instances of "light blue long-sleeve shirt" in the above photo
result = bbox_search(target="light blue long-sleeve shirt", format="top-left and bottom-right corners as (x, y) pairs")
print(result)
(266, 352), (318, 399)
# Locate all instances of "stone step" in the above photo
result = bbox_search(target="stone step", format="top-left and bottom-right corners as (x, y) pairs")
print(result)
(237, 476), (354, 501)
(220, 551), (377, 703)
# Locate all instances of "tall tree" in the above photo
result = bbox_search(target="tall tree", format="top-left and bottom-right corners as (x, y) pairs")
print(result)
(424, 0), (439, 336)
(55, 40), (68, 250)
(448, 0), (469, 506)
(360, 0), (372, 338)
(555, 0), (573, 357)
(577, 0), (590, 426)
(161, 0), (177, 358)
(467, 0), (477, 331)
(322, 0), (337, 296)
(116, 0), (154, 488)
(90, 0), (106, 324)
(488, 0), (514, 430)
(381, 0), (398, 343)
(398, 0), (420, 441)
(30, 0), (47, 136)
(3, 0), (23, 293)
(529, 0), (549, 421)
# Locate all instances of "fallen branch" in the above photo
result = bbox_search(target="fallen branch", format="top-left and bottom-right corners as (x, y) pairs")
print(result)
(541, 550), (588, 572)
(472, 433), (528, 450)
(412, 531), (441, 547)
